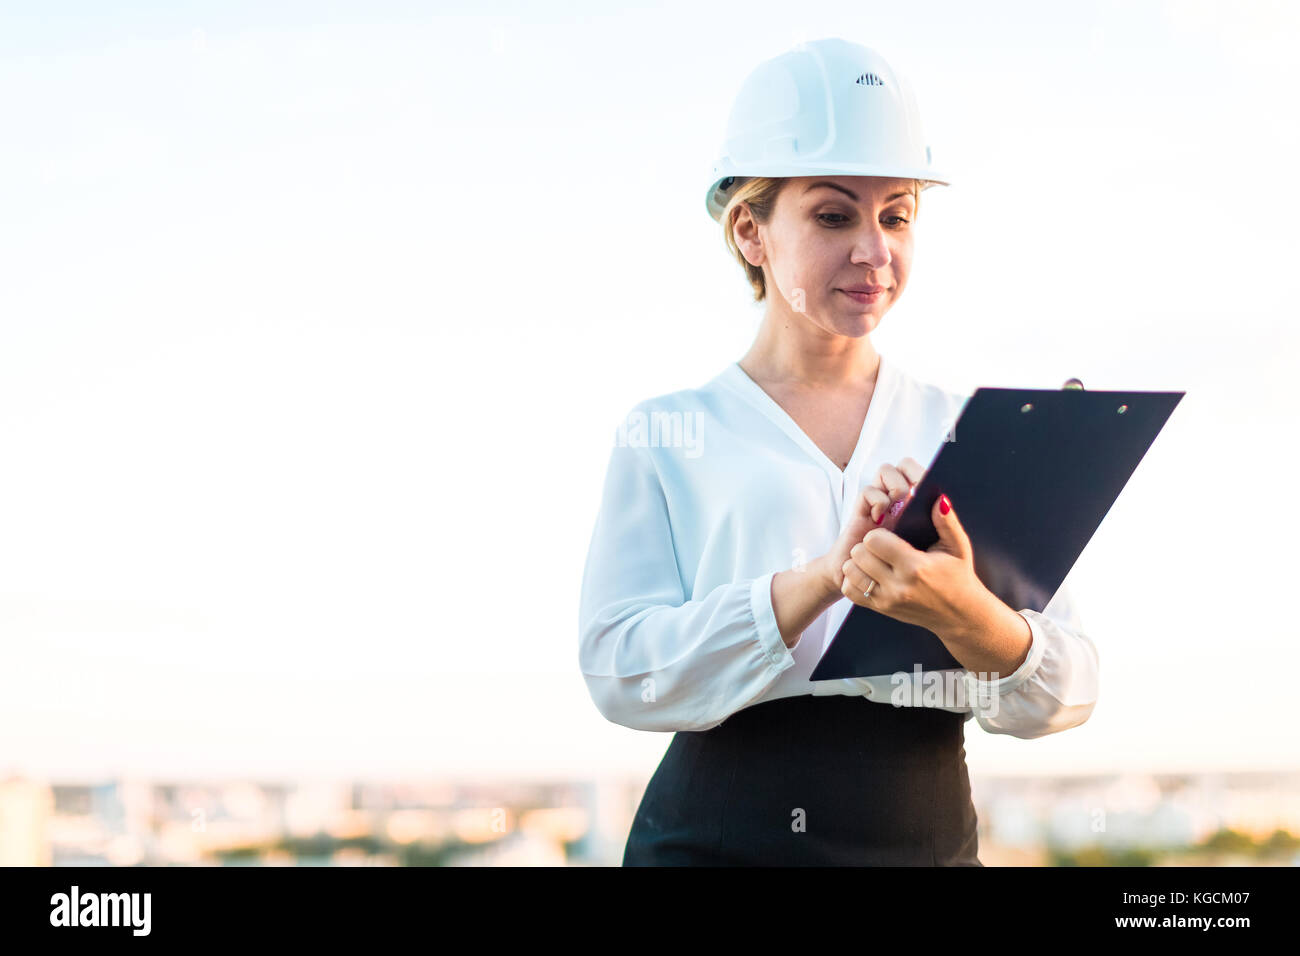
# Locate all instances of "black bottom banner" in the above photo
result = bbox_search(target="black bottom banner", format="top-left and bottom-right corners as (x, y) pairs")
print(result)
(0, 863), (1287, 941)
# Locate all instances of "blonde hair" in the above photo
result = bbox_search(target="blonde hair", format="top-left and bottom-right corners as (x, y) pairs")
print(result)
(720, 177), (923, 302)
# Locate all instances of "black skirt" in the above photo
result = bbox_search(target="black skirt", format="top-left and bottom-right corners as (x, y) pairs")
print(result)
(622, 692), (982, 866)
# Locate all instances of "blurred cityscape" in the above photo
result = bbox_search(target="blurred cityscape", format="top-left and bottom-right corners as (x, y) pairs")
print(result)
(1, 769), (1298, 866)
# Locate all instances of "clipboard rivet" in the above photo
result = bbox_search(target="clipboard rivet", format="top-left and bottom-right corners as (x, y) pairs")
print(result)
(1117, 404), (1128, 414)
(1020, 403), (1034, 413)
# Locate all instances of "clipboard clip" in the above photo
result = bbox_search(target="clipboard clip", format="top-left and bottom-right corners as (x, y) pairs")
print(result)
(1062, 377), (1085, 390)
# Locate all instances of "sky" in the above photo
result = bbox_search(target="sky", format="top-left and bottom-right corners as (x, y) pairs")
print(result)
(1, 0), (1298, 783)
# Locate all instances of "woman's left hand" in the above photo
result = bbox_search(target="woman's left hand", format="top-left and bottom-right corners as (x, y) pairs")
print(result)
(839, 492), (993, 637)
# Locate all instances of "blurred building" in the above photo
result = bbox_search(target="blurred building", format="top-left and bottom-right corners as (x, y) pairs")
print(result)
(0, 768), (1295, 866)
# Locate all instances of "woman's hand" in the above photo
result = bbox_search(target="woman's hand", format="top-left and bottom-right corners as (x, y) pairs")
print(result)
(838, 490), (994, 638)
(813, 467), (1032, 679)
(862, 456), (925, 526)
(813, 457), (926, 597)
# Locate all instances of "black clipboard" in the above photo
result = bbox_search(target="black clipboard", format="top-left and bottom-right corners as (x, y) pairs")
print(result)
(809, 381), (1184, 681)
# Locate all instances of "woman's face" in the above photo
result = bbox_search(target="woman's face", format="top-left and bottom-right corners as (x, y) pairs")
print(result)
(742, 175), (917, 338)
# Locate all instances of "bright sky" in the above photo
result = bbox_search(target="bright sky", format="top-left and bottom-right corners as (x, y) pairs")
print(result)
(2, 0), (1298, 783)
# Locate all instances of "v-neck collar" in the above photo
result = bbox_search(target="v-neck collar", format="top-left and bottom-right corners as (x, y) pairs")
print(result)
(716, 352), (900, 488)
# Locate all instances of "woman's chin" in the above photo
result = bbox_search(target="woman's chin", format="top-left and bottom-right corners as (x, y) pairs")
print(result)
(836, 312), (880, 337)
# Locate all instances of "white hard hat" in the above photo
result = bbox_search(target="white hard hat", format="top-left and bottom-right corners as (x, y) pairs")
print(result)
(705, 38), (949, 222)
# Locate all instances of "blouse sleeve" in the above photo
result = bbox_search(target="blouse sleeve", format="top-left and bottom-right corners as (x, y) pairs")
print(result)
(961, 582), (1099, 739)
(578, 431), (798, 733)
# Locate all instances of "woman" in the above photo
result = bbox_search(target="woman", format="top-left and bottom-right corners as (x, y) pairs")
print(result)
(577, 38), (1099, 866)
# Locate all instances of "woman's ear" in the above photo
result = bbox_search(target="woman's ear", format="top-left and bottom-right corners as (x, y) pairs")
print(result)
(731, 206), (765, 268)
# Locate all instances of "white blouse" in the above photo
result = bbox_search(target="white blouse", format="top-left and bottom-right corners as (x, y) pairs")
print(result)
(577, 352), (1100, 738)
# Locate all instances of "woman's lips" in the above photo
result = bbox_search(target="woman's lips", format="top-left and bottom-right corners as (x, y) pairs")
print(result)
(840, 289), (884, 304)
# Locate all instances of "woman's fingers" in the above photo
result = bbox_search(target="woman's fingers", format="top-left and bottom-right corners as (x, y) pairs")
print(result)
(840, 561), (876, 605)
(850, 538), (893, 577)
(841, 558), (880, 605)
(858, 484), (892, 524)
(860, 457), (928, 525)
(897, 456), (926, 486)
(875, 458), (926, 507)
(876, 463), (910, 499)
(841, 541), (893, 604)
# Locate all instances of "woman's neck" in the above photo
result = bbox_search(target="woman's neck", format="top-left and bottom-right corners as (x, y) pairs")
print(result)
(738, 309), (881, 389)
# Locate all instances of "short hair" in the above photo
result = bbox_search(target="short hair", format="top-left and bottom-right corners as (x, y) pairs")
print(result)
(720, 177), (922, 302)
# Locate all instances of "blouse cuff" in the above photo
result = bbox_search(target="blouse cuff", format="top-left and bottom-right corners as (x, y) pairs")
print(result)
(750, 571), (796, 672)
(962, 608), (1046, 703)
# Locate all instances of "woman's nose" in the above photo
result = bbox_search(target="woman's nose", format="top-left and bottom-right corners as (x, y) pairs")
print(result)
(849, 224), (892, 269)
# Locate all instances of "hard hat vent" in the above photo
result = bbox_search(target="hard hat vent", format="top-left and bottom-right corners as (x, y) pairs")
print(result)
(854, 72), (885, 87)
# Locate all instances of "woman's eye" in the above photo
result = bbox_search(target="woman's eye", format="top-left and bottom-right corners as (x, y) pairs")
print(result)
(816, 213), (911, 227)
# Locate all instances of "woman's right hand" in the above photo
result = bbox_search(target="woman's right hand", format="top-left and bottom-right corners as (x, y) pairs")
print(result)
(815, 456), (927, 596)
